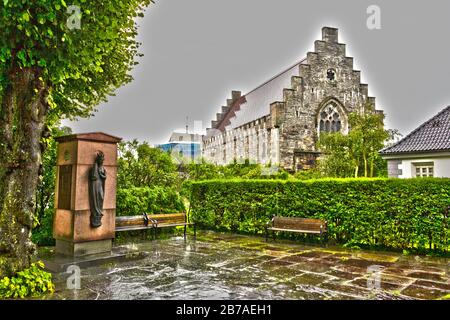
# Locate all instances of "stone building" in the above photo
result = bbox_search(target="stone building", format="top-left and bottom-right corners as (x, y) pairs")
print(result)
(203, 27), (382, 172)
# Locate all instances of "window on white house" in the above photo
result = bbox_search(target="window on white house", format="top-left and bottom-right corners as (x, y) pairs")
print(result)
(414, 163), (434, 177)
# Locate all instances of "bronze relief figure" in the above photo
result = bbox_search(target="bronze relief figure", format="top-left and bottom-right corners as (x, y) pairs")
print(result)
(89, 151), (107, 228)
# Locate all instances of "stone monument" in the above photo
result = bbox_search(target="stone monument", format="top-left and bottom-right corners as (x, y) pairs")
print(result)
(53, 132), (122, 256)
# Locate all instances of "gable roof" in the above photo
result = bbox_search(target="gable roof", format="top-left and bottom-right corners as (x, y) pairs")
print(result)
(226, 59), (306, 130)
(380, 106), (450, 155)
(211, 59), (306, 133)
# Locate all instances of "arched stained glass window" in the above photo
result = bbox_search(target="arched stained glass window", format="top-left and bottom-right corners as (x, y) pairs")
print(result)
(319, 103), (343, 133)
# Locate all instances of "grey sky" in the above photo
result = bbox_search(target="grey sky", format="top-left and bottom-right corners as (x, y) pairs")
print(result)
(66, 0), (450, 145)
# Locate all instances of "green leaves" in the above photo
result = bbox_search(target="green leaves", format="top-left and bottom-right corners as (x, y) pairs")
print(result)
(0, 261), (55, 298)
(190, 178), (450, 253)
(1, 0), (153, 119)
(318, 103), (390, 178)
(118, 140), (181, 189)
(117, 187), (185, 216)
(21, 12), (30, 22)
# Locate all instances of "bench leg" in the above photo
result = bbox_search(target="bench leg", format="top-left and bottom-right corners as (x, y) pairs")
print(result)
(184, 225), (187, 240)
(323, 233), (328, 247)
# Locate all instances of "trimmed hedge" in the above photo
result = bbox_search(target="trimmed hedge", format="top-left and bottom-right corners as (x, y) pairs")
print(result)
(117, 186), (185, 216)
(189, 178), (450, 251)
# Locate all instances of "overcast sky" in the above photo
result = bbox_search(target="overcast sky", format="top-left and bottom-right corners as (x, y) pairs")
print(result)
(65, 0), (450, 145)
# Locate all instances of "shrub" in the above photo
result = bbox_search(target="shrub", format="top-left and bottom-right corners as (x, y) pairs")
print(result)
(189, 178), (450, 252)
(0, 261), (55, 299)
(117, 186), (185, 216)
(31, 208), (55, 246)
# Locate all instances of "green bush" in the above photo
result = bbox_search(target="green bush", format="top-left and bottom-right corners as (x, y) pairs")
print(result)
(117, 186), (185, 216)
(32, 208), (55, 246)
(0, 261), (55, 299)
(189, 178), (450, 252)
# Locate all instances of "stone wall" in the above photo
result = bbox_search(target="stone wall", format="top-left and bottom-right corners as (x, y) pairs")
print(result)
(203, 27), (380, 172)
(203, 116), (279, 165)
(275, 27), (377, 171)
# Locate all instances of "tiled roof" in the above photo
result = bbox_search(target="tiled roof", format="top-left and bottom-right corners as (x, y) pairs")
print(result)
(380, 106), (450, 154)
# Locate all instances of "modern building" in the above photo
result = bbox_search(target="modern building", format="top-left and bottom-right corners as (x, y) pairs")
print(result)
(156, 132), (202, 163)
(380, 106), (450, 178)
(202, 27), (383, 172)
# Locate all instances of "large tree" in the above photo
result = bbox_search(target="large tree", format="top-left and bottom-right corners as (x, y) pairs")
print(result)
(0, 0), (151, 278)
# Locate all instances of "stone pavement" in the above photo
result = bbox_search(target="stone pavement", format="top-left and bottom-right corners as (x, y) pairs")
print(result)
(41, 231), (450, 300)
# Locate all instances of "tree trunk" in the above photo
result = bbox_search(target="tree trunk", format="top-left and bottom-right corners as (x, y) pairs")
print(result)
(363, 153), (368, 178)
(0, 66), (49, 278)
(369, 158), (374, 178)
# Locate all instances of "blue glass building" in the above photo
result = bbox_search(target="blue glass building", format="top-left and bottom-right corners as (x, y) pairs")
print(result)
(156, 132), (202, 163)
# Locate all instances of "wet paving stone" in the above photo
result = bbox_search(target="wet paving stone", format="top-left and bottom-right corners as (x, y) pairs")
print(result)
(260, 249), (292, 258)
(328, 264), (367, 275)
(349, 277), (405, 292)
(296, 251), (333, 259)
(271, 266), (305, 279)
(401, 284), (449, 300)
(291, 273), (334, 286)
(278, 253), (315, 264)
(355, 252), (399, 263)
(41, 231), (450, 300)
(413, 279), (450, 291)
(341, 258), (393, 269)
(376, 274), (415, 286)
(291, 260), (334, 274)
(260, 259), (295, 269)
(317, 280), (369, 299)
(326, 269), (363, 281)
(406, 271), (448, 282)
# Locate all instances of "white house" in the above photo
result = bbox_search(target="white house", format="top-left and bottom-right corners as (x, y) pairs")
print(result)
(380, 106), (450, 178)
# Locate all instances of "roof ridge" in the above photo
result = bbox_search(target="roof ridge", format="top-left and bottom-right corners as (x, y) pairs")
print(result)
(244, 58), (306, 97)
(381, 105), (450, 154)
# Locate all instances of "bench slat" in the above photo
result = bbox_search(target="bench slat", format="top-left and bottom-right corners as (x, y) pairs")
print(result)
(267, 227), (323, 234)
(272, 217), (325, 232)
(157, 223), (193, 228)
(266, 216), (328, 243)
(116, 216), (145, 228)
(116, 225), (153, 232)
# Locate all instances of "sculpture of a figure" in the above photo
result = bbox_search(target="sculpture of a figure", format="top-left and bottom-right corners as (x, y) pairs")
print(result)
(89, 152), (107, 228)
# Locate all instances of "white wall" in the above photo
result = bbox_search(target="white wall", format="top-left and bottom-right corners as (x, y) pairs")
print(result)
(398, 156), (450, 178)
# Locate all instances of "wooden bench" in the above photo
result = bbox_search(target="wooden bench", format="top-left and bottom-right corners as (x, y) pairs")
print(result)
(265, 216), (328, 243)
(115, 213), (157, 239)
(115, 213), (195, 239)
(150, 213), (196, 239)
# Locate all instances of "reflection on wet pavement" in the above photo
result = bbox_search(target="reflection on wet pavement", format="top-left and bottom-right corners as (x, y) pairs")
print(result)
(43, 231), (450, 300)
